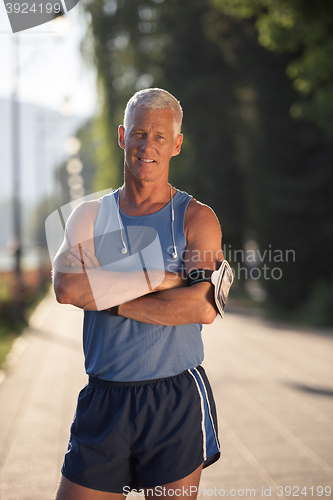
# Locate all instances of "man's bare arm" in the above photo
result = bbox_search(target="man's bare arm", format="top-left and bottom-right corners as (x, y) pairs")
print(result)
(53, 201), (186, 310)
(55, 246), (186, 310)
(117, 282), (216, 325)
(117, 200), (223, 325)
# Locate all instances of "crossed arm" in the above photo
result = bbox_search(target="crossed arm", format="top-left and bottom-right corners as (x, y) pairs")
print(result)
(53, 199), (223, 325)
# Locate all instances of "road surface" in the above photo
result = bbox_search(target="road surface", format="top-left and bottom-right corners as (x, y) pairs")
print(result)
(0, 292), (332, 499)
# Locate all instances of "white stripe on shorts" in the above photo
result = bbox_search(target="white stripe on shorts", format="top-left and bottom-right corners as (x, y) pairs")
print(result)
(193, 367), (220, 451)
(188, 368), (207, 461)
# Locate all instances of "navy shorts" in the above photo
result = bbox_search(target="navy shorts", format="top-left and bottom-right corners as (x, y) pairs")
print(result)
(61, 366), (220, 493)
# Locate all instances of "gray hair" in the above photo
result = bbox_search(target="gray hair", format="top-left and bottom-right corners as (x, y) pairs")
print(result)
(123, 88), (183, 137)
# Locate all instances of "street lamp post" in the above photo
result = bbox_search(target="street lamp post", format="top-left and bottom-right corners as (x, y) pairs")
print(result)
(11, 34), (24, 320)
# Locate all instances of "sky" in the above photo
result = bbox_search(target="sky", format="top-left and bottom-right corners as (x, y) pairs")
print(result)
(0, 3), (99, 268)
(0, 0), (99, 210)
(0, 0), (98, 117)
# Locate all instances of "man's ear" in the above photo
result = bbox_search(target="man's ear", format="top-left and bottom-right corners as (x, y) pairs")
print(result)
(118, 125), (125, 150)
(171, 134), (183, 157)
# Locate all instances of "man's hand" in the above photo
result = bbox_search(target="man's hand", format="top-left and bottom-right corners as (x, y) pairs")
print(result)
(66, 244), (101, 271)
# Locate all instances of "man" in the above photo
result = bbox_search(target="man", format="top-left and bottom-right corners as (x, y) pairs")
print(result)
(53, 88), (223, 500)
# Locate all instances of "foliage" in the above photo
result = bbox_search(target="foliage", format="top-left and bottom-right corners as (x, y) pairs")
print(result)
(92, 109), (122, 191)
(212, 0), (333, 315)
(214, 0), (333, 135)
(0, 333), (16, 369)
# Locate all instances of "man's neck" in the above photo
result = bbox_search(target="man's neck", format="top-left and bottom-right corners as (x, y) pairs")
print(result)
(119, 178), (174, 216)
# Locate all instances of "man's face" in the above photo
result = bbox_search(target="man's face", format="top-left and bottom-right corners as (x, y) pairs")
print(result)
(118, 107), (183, 184)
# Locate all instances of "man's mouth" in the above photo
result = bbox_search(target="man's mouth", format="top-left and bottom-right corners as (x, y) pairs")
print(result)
(138, 158), (156, 163)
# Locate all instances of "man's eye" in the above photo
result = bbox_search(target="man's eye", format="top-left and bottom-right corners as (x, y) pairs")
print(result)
(157, 135), (165, 140)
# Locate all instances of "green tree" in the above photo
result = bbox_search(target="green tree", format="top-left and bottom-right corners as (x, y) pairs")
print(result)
(212, 0), (333, 319)
(214, 0), (333, 134)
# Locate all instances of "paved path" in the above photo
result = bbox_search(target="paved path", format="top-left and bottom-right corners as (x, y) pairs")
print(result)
(0, 292), (332, 499)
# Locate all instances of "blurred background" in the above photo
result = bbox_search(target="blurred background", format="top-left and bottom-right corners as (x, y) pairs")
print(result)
(0, 0), (97, 358)
(1, 0), (333, 364)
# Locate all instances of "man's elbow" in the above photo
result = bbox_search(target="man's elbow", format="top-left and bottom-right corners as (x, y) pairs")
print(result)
(54, 284), (70, 304)
(200, 303), (217, 324)
(53, 273), (72, 304)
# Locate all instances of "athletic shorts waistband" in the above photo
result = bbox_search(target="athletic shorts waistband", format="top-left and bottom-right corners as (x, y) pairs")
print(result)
(88, 370), (190, 388)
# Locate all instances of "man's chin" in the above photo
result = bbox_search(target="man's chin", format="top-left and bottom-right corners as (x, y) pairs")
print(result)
(129, 167), (158, 182)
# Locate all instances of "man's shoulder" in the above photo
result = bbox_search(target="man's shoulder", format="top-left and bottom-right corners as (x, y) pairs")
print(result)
(70, 199), (101, 220)
(65, 199), (102, 236)
(186, 198), (219, 223)
(184, 198), (221, 240)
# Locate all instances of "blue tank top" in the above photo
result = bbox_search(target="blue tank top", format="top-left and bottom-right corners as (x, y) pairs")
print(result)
(83, 189), (204, 381)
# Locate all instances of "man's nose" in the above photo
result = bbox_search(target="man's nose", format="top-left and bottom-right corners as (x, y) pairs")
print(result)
(140, 135), (153, 152)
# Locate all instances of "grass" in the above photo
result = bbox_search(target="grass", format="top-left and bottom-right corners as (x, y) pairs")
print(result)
(0, 331), (18, 368)
(0, 267), (51, 370)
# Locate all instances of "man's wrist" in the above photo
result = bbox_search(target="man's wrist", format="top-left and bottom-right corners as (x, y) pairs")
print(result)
(110, 305), (119, 316)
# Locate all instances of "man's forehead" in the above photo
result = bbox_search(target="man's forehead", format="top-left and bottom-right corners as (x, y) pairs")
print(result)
(128, 106), (175, 128)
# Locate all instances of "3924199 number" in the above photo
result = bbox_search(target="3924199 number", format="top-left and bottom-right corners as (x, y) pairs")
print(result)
(5, 3), (61, 14)
(277, 485), (331, 496)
